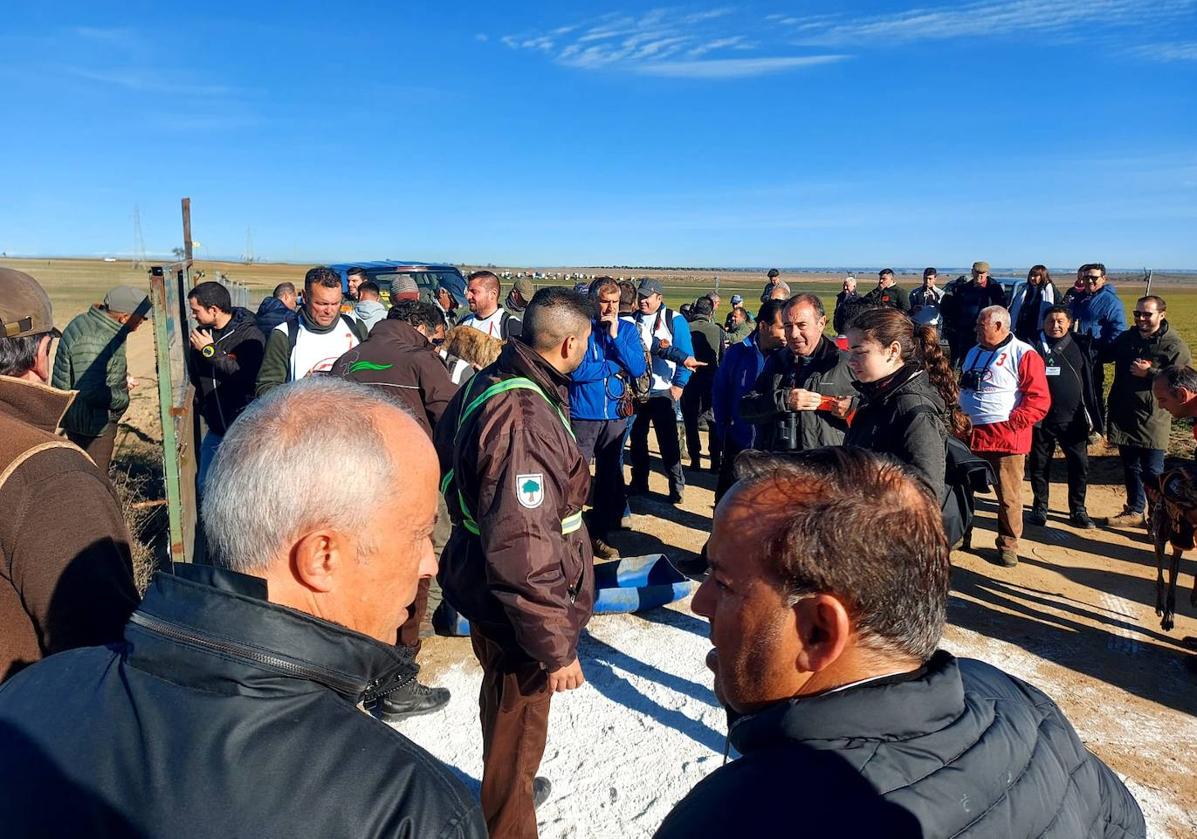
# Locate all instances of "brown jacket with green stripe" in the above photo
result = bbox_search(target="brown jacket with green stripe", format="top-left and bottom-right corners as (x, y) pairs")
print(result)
(435, 339), (595, 670)
(0, 376), (139, 682)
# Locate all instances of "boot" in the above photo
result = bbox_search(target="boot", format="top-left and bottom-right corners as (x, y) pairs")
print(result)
(376, 679), (450, 722)
(1102, 506), (1146, 528)
(533, 777), (552, 809)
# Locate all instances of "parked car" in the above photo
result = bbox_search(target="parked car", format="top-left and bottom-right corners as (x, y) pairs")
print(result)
(328, 261), (466, 306)
(991, 276), (1023, 308)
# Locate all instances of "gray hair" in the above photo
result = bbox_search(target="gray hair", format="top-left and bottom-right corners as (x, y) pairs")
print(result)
(201, 377), (411, 574)
(978, 305), (1010, 330)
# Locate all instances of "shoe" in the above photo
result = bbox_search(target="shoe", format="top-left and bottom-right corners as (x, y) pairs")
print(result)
(1027, 508), (1047, 526)
(376, 679), (450, 722)
(591, 538), (620, 560)
(996, 550), (1019, 568)
(1069, 512), (1097, 529)
(668, 488), (684, 504)
(626, 482), (649, 497)
(533, 776), (552, 809)
(1102, 507), (1146, 528)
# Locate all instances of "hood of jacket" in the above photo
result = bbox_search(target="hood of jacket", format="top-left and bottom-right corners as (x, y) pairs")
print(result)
(255, 296), (289, 318)
(352, 299), (387, 321)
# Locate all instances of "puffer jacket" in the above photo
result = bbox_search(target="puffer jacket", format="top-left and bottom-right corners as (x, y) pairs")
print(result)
(254, 295), (296, 336)
(656, 651), (1145, 839)
(1069, 283), (1128, 359)
(187, 307), (265, 436)
(712, 334), (768, 450)
(942, 278), (1006, 342)
(51, 306), (130, 437)
(330, 319), (458, 440)
(436, 339), (595, 670)
(1106, 321), (1191, 449)
(0, 564), (486, 838)
(740, 336), (856, 452)
(845, 365), (949, 502)
(569, 318), (647, 421)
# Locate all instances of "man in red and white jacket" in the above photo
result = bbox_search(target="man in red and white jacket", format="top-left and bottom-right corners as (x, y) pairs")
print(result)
(959, 305), (1050, 567)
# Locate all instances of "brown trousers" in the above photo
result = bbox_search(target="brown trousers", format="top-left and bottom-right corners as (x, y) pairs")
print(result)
(67, 427), (117, 474)
(979, 452), (1026, 552)
(470, 627), (552, 839)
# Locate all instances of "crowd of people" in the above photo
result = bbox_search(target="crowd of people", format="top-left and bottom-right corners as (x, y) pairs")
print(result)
(1, 257), (1187, 837)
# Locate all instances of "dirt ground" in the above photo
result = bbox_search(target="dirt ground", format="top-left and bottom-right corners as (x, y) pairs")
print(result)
(15, 257), (1197, 835)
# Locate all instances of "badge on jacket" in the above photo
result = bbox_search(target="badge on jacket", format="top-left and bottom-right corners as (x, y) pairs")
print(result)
(517, 473), (545, 509)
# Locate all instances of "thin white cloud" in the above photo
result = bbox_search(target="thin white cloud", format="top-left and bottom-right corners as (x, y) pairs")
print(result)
(1125, 40), (1197, 61)
(637, 55), (849, 78)
(59, 65), (236, 98)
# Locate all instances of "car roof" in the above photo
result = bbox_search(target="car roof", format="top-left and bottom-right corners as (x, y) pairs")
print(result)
(328, 260), (461, 273)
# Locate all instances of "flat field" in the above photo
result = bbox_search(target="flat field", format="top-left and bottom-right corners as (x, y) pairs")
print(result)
(7, 257), (1197, 836)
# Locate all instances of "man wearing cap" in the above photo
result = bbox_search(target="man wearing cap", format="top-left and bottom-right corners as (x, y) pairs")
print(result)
(51, 285), (151, 472)
(941, 261), (1005, 367)
(389, 275), (422, 304)
(631, 278), (695, 504)
(505, 277), (535, 316)
(0, 267), (139, 683)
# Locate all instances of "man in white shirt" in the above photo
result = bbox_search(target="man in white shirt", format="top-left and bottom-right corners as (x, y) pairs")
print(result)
(458, 271), (522, 340)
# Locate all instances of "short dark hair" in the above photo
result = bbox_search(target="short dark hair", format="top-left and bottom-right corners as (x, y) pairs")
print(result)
(1157, 365), (1197, 395)
(693, 296), (714, 317)
(755, 299), (784, 326)
(0, 334), (44, 377)
(522, 287), (593, 352)
(879, 268), (895, 279)
(304, 266), (342, 294)
(1138, 295), (1166, 313)
(187, 281), (232, 313)
(923, 267), (937, 278)
(1042, 304), (1072, 323)
(272, 282), (296, 299)
(346, 266), (369, 281)
(618, 281), (637, 312)
(467, 270), (501, 295)
(732, 447), (949, 661)
(357, 281), (381, 299)
(785, 293), (826, 319)
(386, 300), (442, 334)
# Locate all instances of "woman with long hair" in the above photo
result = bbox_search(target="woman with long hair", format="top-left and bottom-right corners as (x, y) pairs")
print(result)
(1009, 264), (1058, 342)
(843, 308), (971, 502)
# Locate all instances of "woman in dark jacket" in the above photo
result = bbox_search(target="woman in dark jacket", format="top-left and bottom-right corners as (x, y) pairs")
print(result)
(843, 308), (971, 502)
(1010, 264), (1060, 342)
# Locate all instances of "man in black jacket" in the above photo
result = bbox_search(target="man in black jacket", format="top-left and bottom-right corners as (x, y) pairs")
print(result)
(681, 295), (724, 472)
(656, 447), (1145, 839)
(0, 378), (486, 839)
(1028, 305), (1103, 529)
(942, 261), (1006, 366)
(187, 281), (265, 493)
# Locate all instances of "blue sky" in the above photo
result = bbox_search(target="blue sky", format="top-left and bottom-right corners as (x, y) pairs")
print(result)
(1, 1), (1195, 268)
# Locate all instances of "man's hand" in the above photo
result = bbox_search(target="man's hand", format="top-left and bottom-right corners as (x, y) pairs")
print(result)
(1130, 358), (1152, 378)
(601, 316), (618, 339)
(547, 658), (585, 692)
(681, 357), (707, 372)
(126, 375), (138, 391)
(787, 388), (822, 411)
(189, 328), (214, 352)
(669, 385), (684, 402)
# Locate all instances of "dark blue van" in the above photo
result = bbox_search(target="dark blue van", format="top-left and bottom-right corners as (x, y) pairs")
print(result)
(328, 261), (467, 306)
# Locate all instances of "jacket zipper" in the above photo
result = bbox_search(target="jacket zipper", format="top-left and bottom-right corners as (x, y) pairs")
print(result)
(128, 611), (413, 702)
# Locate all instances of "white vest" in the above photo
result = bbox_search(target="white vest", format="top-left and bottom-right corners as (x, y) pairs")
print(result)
(958, 336), (1036, 425)
(275, 317), (361, 380)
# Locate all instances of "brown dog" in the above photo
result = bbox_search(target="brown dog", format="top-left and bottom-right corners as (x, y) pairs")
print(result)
(443, 325), (503, 372)
(1145, 466), (1197, 631)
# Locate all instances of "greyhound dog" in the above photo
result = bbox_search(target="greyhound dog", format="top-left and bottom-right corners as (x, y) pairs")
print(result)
(1145, 466), (1197, 631)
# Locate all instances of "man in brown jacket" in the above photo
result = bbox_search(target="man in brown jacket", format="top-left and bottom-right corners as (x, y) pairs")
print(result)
(436, 287), (596, 838)
(0, 268), (139, 682)
(331, 298), (457, 720)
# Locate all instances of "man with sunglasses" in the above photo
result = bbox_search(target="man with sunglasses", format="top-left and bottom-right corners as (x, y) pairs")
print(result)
(1102, 295), (1190, 528)
(0, 268), (138, 683)
(1067, 263), (1128, 417)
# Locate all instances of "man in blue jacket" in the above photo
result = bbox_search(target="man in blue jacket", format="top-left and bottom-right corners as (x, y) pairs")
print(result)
(630, 279), (694, 504)
(656, 447), (1145, 839)
(1068, 263), (1128, 415)
(711, 298), (786, 501)
(570, 279), (647, 558)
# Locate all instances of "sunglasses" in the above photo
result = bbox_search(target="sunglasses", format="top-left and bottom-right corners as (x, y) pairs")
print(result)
(1133, 311), (1158, 318)
(1084, 275), (1103, 283)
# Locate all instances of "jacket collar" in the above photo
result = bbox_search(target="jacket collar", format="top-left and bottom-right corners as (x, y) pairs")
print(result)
(298, 308), (343, 335)
(368, 318), (431, 350)
(730, 650), (963, 753)
(130, 565), (417, 701)
(87, 304), (123, 335)
(852, 364), (922, 402)
(496, 338), (572, 407)
(0, 375), (77, 434)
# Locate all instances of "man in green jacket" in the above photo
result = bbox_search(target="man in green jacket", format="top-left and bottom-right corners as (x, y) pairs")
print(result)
(51, 286), (150, 472)
(1103, 295), (1192, 528)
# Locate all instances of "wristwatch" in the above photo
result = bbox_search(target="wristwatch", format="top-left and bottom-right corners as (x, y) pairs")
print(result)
(201, 345), (216, 359)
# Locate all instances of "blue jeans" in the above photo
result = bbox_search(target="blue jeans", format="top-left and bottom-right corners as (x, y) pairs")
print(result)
(197, 431), (224, 498)
(1118, 445), (1164, 513)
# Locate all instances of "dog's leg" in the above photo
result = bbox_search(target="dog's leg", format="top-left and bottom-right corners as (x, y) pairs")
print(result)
(1164, 546), (1182, 632)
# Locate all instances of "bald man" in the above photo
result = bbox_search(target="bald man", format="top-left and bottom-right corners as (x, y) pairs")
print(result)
(0, 378), (485, 838)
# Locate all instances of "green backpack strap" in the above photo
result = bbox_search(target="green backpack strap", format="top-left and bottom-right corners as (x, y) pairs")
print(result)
(443, 375), (576, 535)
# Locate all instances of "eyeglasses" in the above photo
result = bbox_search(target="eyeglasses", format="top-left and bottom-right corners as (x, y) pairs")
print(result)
(1083, 275), (1103, 283)
(1133, 311), (1157, 318)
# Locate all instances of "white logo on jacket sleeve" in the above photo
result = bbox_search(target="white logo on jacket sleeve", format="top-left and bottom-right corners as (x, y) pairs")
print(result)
(516, 473), (545, 509)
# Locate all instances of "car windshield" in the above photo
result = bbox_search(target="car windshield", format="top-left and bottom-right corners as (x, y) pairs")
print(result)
(365, 270), (461, 304)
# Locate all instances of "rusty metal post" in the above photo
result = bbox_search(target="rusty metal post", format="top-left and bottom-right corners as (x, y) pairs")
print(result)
(181, 197), (193, 263)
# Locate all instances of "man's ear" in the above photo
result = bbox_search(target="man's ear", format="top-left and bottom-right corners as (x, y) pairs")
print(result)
(792, 594), (852, 673)
(290, 529), (351, 593)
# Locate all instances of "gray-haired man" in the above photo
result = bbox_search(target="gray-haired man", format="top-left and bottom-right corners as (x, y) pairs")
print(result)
(0, 378), (485, 838)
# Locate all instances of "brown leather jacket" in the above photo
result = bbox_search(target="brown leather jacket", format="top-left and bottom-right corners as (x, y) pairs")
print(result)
(0, 376), (138, 682)
(435, 340), (595, 669)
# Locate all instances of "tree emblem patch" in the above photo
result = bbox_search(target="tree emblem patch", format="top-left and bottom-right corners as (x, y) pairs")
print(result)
(516, 473), (545, 509)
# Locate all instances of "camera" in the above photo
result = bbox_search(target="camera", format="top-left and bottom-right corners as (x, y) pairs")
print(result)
(960, 370), (982, 391)
(778, 412), (799, 451)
